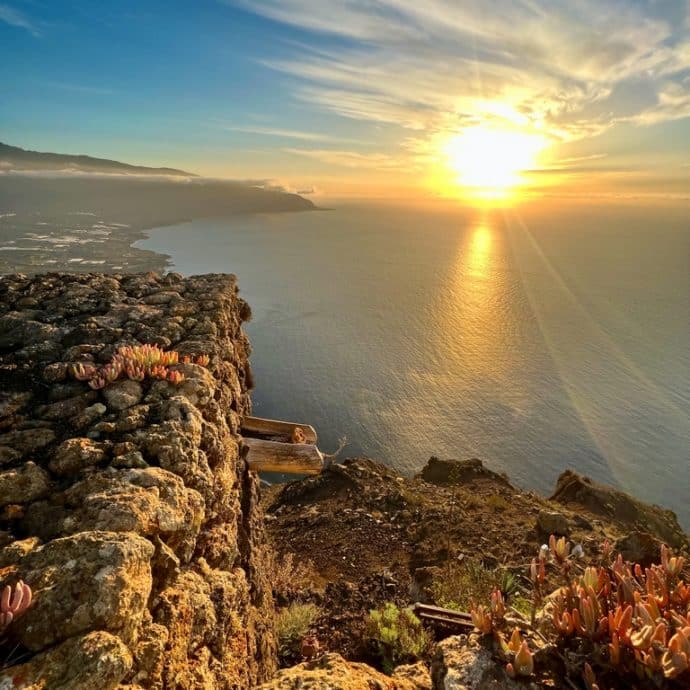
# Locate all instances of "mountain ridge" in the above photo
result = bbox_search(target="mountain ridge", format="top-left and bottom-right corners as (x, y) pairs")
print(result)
(0, 141), (196, 177)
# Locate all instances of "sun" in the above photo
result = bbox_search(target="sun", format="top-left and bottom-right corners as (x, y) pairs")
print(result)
(443, 127), (546, 199)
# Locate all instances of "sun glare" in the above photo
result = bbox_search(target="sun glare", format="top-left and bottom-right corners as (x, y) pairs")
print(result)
(443, 127), (546, 200)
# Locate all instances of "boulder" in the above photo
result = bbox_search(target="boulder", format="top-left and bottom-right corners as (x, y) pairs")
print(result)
(418, 457), (511, 488)
(0, 445), (21, 466)
(0, 312), (60, 348)
(129, 622), (169, 687)
(103, 379), (144, 411)
(42, 361), (69, 383)
(536, 510), (570, 537)
(431, 636), (535, 690)
(11, 531), (154, 651)
(0, 631), (132, 690)
(614, 531), (664, 568)
(48, 437), (108, 476)
(0, 462), (51, 507)
(0, 427), (55, 458)
(0, 536), (41, 567)
(393, 661), (433, 689)
(36, 392), (95, 421)
(59, 468), (205, 560)
(0, 391), (32, 419)
(254, 653), (419, 689)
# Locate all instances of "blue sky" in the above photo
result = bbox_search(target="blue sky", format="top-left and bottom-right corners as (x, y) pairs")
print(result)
(1, 0), (689, 198)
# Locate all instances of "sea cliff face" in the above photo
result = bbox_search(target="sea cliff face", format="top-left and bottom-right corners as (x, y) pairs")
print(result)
(0, 272), (275, 688)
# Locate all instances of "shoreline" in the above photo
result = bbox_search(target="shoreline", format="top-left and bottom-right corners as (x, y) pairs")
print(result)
(0, 207), (318, 277)
(0, 173), (317, 276)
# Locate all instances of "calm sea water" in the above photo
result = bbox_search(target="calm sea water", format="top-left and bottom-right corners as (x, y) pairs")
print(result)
(137, 200), (690, 527)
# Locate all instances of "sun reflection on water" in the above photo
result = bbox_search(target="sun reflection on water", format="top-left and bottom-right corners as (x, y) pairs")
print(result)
(433, 215), (513, 385)
(467, 223), (491, 277)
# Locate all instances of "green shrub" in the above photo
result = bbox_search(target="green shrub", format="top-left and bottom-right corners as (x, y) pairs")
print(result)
(366, 602), (432, 674)
(276, 602), (320, 656)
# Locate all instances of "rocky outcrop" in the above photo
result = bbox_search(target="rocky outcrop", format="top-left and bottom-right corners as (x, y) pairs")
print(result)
(431, 636), (533, 690)
(254, 653), (425, 690)
(551, 469), (687, 549)
(0, 272), (275, 688)
(266, 456), (689, 689)
(417, 457), (512, 488)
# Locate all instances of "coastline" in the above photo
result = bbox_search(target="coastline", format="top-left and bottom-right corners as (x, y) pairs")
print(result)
(0, 173), (316, 276)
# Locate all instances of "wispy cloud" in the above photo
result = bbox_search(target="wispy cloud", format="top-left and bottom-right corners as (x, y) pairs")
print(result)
(0, 3), (39, 36)
(283, 147), (407, 170)
(213, 123), (344, 142)
(228, 0), (690, 176)
(557, 153), (608, 165)
(42, 81), (117, 96)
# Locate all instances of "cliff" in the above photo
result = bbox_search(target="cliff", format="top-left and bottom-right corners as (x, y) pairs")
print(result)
(0, 272), (275, 688)
(0, 272), (688, 690)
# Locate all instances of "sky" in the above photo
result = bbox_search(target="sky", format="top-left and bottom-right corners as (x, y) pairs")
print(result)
(1, 0), (689, 199)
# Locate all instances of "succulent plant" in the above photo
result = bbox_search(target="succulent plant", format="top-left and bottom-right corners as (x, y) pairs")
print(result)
(474, 537), (689, 686)
(490, 588), (506, 620)
(470, 603), (493, 634)
(663, 627), (690, 678)
(506, 640), (534, 678)
(69, 344), (210, 389)
(549, 534), (570, 563)
(583, 662), (600, 690)
(167, 370), (184, 385)
(70, 362), (97, 381)
(0, 580), (32, 632)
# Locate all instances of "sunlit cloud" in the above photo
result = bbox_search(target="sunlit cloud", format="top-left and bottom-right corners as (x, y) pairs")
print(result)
(229, 0), (690, 196)
(283, 147), (407, 170)
(624, 78), (690, 125)
(556, 153), (608, 165)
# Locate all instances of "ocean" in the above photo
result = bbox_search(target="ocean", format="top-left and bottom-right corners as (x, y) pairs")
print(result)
(136, 199), (690, 528)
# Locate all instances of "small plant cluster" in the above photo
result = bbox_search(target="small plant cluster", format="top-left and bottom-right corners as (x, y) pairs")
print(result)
(1, 581), (32, 634)
(272, 552), (315, 604)
(276, 602), (320, 659)
(366, 602), (432, 674)
(70, 344), (210, 389)
(470, 535), (690, 686)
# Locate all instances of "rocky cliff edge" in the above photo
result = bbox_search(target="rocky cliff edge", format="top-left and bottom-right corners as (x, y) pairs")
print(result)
(0, 272), (275, 689)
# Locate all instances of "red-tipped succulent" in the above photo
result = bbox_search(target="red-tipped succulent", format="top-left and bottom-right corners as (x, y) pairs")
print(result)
(69, 344), (210, 389)
(1, 580), (32, 632)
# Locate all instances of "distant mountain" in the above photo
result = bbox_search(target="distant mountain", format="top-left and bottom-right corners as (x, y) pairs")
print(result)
(0, 142), (195, 177)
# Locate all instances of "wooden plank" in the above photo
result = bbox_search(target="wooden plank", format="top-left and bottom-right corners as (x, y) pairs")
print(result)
(416, 613), (475, 628)
(243, 437), (323, 475)
(241, 416), (318, 444)
(413, 603), (473, 621)
(413, 603), (475, 629)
